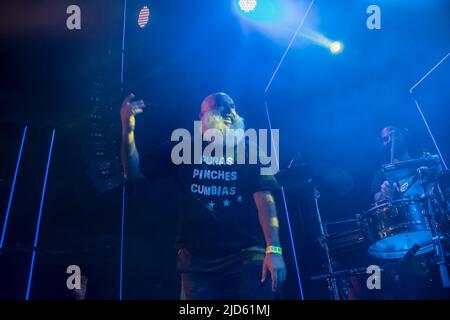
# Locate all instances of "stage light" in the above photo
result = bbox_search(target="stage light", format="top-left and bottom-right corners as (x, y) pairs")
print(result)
(329, 41), (343, 54)
(238, 0), (257, 13)
(138, 6), (150, 28)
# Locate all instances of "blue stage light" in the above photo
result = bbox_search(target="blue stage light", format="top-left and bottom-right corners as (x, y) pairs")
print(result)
(238, 0), (257, 13)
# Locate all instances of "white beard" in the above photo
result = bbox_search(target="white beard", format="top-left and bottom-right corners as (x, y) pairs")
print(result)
(201, 111), (246, 147)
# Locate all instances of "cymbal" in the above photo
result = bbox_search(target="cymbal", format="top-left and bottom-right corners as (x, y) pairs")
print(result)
(276, 163), (313, 189)
(277, 163), (354, 195)
(315, 164), (354, 195)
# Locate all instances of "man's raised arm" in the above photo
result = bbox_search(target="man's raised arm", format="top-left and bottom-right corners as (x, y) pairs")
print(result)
(120, 93), (145, 180)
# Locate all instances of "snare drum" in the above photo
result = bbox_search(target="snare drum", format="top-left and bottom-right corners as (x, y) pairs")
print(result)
(360, 197), (433, 259)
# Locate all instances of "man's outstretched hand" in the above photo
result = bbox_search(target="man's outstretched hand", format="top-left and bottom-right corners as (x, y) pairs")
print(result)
(261, 253), (287, 292)
(120, 93), (146, 134)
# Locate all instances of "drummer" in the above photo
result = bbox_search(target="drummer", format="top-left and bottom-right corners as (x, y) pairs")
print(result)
(368, 126), (448, 299)
(371, 126), (412, 202)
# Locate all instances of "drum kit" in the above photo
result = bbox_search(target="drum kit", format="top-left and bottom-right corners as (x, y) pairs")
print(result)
(278, 153), (450, 299)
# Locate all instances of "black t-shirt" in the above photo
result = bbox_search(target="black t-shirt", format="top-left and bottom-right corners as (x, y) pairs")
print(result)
(370, 169), (385, 200)
(140, 139), (280, 262)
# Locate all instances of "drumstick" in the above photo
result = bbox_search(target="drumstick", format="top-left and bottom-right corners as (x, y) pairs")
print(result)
(390, 130), (396, 164)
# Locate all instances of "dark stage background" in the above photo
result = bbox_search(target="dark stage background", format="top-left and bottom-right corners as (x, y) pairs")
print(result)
(0, 0), (449, 299)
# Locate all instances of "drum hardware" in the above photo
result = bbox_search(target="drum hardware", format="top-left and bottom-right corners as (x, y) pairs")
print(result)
(312, 245), (430, 299)
(382, 153), (441, 178)
(312, 183), (341, 300)
(311, 266), (387, 300)
(310, 266), (373, 281)
(282, 154), (450, 296)
(437, 170), (450, 231)
(353, 245), (420, 272)
(418, 166), (450, 288)
(326, 219), (368, 254)
(277, 162), (355, 299)
(396, 244), (420, 267)
(277, 162), (354, 196)
(360, 154), (445, 260)
(360, 197), (433, 260)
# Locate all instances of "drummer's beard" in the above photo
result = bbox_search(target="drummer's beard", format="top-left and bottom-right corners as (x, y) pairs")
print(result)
(386, 138), (409, 161)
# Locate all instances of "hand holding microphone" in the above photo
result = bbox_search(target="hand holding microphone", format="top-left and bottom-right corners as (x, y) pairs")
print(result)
(120, 93), (146, 134)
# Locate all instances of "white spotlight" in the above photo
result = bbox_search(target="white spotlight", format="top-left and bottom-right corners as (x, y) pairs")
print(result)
(329, 41), (343, 54)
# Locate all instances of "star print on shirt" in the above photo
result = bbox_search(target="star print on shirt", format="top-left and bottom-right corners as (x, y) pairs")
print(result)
(237, 195), (243, 202)
(208, 201), (215, 209)
(223, 199), (230, 207)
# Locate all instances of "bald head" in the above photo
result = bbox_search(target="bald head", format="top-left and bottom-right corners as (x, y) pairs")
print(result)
(200, 92), (236, 117)
(199, 92), (244, 134)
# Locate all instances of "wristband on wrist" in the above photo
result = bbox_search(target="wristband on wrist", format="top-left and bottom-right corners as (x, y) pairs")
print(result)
(265, 246), (282, 255)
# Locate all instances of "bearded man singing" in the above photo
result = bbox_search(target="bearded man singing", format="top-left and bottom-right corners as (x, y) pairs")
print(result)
(120, 92), (286, 300)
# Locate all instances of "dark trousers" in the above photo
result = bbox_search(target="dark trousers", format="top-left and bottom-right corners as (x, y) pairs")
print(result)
(180, 258), (274, 300)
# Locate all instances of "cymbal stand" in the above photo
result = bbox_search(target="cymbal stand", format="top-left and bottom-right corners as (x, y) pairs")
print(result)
(418, 167), (450, 288)
(313, 183), (340, 300)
